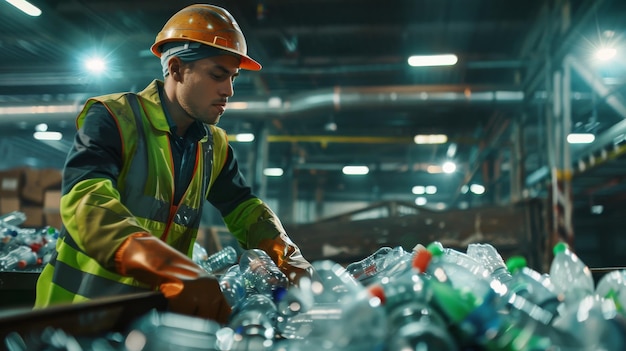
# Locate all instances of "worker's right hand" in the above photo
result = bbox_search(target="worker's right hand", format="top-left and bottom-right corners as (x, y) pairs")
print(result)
(115, 233), (232, 324)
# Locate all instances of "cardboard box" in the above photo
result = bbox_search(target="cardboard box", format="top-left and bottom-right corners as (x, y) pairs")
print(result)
(22, 168), (62, 205)
(21, 206), (44, 228)
(45, 212), (63, 230)
(0, 168), (25, 197)
(0, 197), (21, 214)
(43, 190), (62, 211)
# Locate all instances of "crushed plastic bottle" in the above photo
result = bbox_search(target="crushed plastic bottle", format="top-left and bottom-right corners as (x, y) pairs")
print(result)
(551, 295), (626, 351)
(506, 255), (562, 320)
(0, 246), (39, 271)
(227, 293), (278, 349)
(595, 269), (626, 315)
(200, 245), (238, 274)
(125, 309), (223, 350)
(369, 271), (459, 351)
(549, 241), (594, 306)
(277, 260), (386, 351)
(239, 248), (289, 300)
(219, 264), (247, 310)
(0, 211), (26, 229)
(414, 244), (554, 351)
(467, 242), (513, 285)
(345, 246), (408, 285)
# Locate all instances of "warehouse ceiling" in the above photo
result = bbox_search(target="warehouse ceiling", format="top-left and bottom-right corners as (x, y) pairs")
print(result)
(0, 0), (626, 217)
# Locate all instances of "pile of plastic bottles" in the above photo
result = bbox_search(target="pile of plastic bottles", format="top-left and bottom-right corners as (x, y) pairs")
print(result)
(6, 239), (626, 351)
(0, 211), (59, 272)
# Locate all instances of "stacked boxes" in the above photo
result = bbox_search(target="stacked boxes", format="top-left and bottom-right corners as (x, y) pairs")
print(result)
(0, 167), (63, 228)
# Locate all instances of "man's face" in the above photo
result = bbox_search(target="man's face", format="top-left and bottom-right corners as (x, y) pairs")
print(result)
(177, 54), (240, 125)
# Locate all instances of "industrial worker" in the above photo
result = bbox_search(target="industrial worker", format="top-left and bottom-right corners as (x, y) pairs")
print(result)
(34, 4), (313, 324)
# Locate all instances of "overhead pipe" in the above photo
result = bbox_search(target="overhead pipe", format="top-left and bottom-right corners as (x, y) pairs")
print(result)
(0, 85), (526, 125)
(227, 85), (525, 118)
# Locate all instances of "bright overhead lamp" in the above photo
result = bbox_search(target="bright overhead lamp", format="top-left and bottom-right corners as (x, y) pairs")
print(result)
(408, 54), (458, 67)
(342, 165), (369, 175)
(234, 133), (255, 142)
(412, 185), (425, 194)
(6, 0), (41, 16)
(425, 185), (437, 194)
(34, 131), (63, 141)
(470, 184), (485, 195)
(567, 133), (595, 144)
(414, 134), (448, 144)
(594, 47), (617, 62)
(263, 168), (284, 177)
(84, 57), (107, 74)
(442, 161), (457, 174)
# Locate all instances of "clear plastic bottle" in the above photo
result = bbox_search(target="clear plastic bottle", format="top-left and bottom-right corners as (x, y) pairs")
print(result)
(277, 260), (386, 351)
(0, 246), (37, 271)
(0, 211), (26, 229)
(275, 275), (315, 318)
(414, 245), (553, 351)
(551, 295), (626, 351)
(219, 264), (247, 310)
(467, 242), (513, 285)
(227, 293), (278, 348)
(345, 246), (391, 281)
(200, 246), (238, 274)
(191, 240), (208, 264)
(506, 255), (562, 320)
(239, 248), (289, 300)
(37, 237), (58, 265)
(549, 241), (594, 306)
(345, 246), (408, 285)
(368, 272), (458, 351)
(126, 309), (222, 350)
(595, 269), (626, 315)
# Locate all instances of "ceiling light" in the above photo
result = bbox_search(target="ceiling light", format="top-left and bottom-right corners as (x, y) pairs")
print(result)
(426, 165), (443, 174)
(470, 184), (485, 195)
(567, 133), (595, 144)
(6, 0), (41, 16)
(442, 161), (457, 173)
(342, 165), (369, 175)
(415, 197), (427, 206)
(35, 123), (48, 132)
(84, 57), (107, 74)
(408, 54), (458, 67)
(425, 185), (437, 194)
(594, 47), (617, 62)
(414, 134), (448, 144)
(412, 185), (425, 194)
(34, 131), (63, 141)
(263, 168), (284, 177)
(234, 133), (255, 142)
(446, 143), (457, 158)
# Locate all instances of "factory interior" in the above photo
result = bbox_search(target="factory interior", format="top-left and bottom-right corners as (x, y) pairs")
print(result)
(0, 0), (626, 349)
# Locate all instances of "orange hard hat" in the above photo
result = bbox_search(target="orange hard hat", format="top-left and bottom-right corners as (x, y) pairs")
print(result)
(151, 4), (261, 71)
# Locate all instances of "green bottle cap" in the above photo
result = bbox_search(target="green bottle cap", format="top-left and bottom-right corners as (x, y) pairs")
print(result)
(427, 241), (445, 257)
(553, 241), (568, 255)
(505, 255), (527, 274)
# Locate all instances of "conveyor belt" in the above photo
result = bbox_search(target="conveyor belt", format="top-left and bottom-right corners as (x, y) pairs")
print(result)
(0, 291), (167, 341)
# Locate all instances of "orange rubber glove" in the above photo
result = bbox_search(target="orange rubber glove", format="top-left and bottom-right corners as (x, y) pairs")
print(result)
(115, 233), (231, 324)
(257, 232), (318, 285)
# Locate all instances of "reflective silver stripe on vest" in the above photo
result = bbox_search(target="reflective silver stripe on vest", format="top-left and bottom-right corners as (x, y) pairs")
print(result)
(51, 260), (148, 298)
(49, 230), (148, 298)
